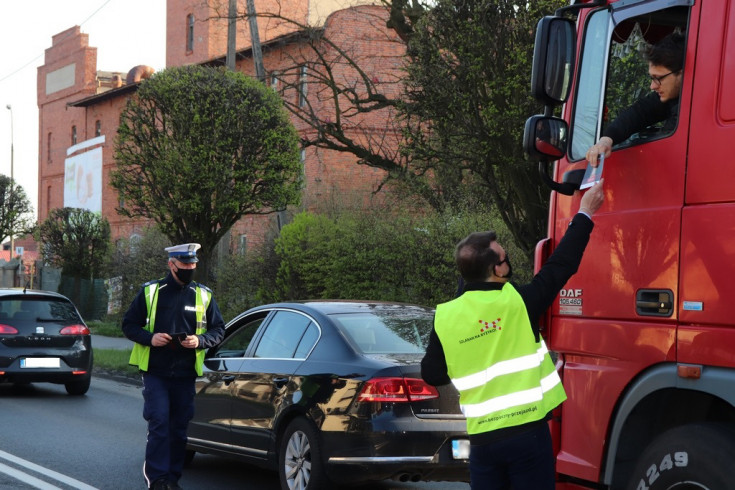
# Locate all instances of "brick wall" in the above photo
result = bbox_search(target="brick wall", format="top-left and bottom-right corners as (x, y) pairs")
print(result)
(38, 3), (406, 256)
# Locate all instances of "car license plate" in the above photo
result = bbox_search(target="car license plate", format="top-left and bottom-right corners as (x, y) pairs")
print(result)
(451, 439), (470, 459)
(21, 358), (60, 368)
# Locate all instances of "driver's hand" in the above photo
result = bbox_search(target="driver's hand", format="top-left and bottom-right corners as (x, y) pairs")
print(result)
(586, 137), (613, 167)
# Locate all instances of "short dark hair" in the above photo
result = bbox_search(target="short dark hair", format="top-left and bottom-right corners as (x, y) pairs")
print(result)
(455, 231), (500, 283)
(646, 32), (685, 73)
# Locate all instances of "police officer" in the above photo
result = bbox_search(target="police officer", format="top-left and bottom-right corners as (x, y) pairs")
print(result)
(421, 182), (604, 489)
(122, 243), (225, 490)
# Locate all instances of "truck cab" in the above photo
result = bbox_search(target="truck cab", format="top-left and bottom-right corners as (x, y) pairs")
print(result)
(524, 1), (735, 488)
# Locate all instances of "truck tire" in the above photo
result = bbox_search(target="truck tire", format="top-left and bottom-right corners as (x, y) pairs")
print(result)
(626, 423), (735, 490)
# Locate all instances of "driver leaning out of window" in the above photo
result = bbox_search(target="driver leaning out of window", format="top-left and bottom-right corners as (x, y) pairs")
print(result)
(586, 31), (685, 166)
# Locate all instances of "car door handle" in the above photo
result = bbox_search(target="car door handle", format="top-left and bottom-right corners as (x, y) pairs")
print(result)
(273, 377), (288, 389)
(222, 375), (236, 385)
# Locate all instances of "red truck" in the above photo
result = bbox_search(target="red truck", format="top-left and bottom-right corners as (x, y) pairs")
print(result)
(523, 0), (735, 489)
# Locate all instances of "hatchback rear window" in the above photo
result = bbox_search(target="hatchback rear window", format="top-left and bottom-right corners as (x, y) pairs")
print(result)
(0, 297), (81, 325)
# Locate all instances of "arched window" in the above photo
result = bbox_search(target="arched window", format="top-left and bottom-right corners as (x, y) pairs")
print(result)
(71, 125), (77, 145)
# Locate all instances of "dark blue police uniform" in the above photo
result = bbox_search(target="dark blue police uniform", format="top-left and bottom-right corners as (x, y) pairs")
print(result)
(122, 244), (225, 490)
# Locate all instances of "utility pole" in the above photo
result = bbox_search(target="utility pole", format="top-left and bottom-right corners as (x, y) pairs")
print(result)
(5, 104), (14, 260)
(226, 0), (265, 82)
(226, 0), (237, 70)
(246, 0), (266, 82)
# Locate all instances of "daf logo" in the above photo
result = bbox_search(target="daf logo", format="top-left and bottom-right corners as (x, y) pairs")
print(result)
(559, 289), (582, 298)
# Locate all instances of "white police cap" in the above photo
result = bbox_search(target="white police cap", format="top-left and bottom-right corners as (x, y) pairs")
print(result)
(165, 243), (201, 263)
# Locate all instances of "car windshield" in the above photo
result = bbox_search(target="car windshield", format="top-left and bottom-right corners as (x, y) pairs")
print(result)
(0, 297), (81, 325)
(331, 307), (434, 354)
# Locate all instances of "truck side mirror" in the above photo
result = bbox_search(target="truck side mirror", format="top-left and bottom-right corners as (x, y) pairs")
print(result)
(530, 16), (576, 106)
(523, 115), (568, 160)
(524, 115), (579, 196)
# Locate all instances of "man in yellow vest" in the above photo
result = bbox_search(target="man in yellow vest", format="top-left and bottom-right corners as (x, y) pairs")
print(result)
(422, 181), (604, 489)
(122, 243), (225, 490)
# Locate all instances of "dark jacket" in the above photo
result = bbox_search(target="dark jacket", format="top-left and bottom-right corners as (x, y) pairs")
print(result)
(122, 272), (225, 377)
(602, 91), (679, 144)
(421, 212), (594, 443)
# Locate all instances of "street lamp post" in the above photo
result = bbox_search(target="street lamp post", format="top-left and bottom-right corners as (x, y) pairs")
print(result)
(5, 104), (13, 259)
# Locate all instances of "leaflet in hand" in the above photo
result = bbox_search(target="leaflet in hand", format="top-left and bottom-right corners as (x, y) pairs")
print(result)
(580, 153), (604, 189)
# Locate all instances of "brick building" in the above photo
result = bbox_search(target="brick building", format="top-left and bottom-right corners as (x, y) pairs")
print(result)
(37, 0), (404, 253)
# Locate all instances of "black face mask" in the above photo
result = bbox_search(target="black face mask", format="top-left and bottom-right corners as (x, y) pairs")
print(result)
(495, 256), (513, 279)
(174, 266), (195, 284)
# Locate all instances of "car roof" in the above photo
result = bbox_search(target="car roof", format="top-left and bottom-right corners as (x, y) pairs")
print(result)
(0, 288), (73, 301)
(246, 300), (435, 316)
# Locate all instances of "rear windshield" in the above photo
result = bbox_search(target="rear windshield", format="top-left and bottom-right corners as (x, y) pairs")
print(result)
(331, 308), (434, 354)
(0, 297), (82, 325)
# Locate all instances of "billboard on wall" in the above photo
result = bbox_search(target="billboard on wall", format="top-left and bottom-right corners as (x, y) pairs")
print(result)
(64, 136), (104, 213)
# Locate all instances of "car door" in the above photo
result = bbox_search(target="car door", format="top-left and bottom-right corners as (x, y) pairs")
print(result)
(188, 311), (270, 448)
(229, 309), (319, 456)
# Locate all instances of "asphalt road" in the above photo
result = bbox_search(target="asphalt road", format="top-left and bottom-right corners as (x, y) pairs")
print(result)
(0, 353), (470, 490)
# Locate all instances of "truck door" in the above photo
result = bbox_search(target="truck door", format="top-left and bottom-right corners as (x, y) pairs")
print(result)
(549, 2), (694, 481)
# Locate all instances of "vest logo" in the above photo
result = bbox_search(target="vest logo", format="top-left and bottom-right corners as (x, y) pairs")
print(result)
(459, 318), (502, 344)
(479, 318), (501, 333)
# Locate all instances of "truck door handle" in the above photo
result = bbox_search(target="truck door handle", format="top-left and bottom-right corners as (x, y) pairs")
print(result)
(273, 377), (288, 389)
(636, 289), (674, 317)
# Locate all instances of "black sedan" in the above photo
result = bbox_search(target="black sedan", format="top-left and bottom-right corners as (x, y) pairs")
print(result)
(0, 288), (93, 395)
(186, 301), (469, 489)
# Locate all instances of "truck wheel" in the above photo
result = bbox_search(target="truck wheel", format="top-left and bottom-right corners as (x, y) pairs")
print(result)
(278, 417), (328, 490)
(626, 423), (735, 490)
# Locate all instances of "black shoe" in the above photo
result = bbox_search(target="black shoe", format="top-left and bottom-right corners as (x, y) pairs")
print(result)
(150, 480), (169, 490)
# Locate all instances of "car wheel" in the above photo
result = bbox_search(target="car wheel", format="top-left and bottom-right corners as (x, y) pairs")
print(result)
(626, 423), (735, 490)
(65, 375), (91, 395)
(279, 417), (328, 490)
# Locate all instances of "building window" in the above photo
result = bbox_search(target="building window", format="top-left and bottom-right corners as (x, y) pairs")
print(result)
(47, 132), (52, 163)
(95, 120), (101, 137)
(298, 65), (308, 107)
(270, 71), (279, 91)
(238, 234), (247, 255)
(71, 125), (77, 145)
(186, 14), (195, 52)
(46, 186), (52, 215)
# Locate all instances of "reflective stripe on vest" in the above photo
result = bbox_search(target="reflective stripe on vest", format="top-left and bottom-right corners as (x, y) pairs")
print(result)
(434, 283), (566, 434)
(128, 282), (211, 376)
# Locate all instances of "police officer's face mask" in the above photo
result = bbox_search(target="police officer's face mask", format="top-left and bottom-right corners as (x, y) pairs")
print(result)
(174, 264), (196, 284)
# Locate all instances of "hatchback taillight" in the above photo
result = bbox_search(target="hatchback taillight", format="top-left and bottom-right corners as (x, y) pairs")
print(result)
(358, 377), (439, 402)
(60, 324), (90, 335)
(0, 324), (18, 334)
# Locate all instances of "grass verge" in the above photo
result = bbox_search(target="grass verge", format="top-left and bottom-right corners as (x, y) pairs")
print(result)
(94, 348), (139, 377)
(87, 319), (124, 338)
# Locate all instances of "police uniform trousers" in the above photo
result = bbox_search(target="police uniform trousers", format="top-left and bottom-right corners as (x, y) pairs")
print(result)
(142, 373), (196, 486)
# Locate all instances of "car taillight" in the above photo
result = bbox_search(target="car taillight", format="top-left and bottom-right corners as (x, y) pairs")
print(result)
(0, 324), (18, 334)
(358, 377), (439, 403)
(60, 325), (90, 335)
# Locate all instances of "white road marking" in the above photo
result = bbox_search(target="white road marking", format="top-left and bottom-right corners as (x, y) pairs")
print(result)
(0, 449), (98, 489)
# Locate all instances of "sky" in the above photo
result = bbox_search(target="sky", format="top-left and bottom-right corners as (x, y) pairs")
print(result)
(0, 0), (167, 220)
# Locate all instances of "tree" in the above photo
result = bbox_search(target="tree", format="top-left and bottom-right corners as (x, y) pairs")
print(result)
(35, 208), (111, 309)
(112, 65), (303, 280)
(399, 0), (566, 259)
(0, 175), (36, 245)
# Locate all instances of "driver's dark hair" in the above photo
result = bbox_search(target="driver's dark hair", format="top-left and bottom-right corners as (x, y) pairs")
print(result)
(646, 31), (686, 73)
(455, 231), (500, 283)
